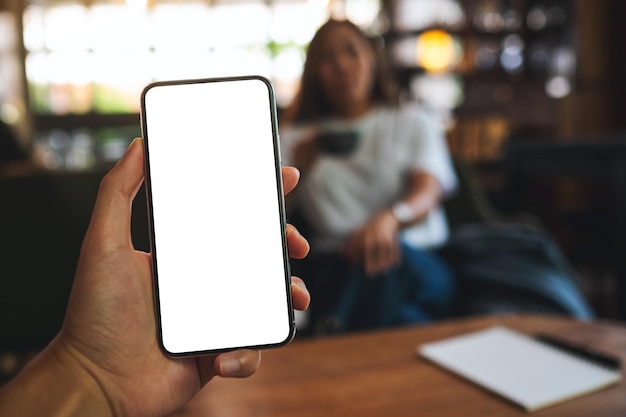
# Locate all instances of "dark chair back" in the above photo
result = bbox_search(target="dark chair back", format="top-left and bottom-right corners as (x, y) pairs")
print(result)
(0, 169), (149, 350)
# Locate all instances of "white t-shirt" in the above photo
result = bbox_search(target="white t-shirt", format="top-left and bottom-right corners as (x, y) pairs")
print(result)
(280, 104), (458, 251)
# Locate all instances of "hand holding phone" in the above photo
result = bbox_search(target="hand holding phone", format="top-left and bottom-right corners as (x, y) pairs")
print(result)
(140, 76), (294, 356)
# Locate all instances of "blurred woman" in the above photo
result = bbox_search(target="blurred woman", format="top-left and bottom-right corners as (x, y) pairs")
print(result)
(281, 18), (459, 335)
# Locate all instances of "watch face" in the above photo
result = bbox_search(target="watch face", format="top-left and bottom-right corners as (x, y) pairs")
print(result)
(392, 202), (413, 223)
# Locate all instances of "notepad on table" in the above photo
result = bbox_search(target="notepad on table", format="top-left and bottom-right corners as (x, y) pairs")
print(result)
(418, 326), (621, 412)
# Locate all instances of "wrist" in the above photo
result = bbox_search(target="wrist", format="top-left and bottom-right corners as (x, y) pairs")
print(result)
(379, 209), (400, 231)
(0, 337), (114, 417)
(48, 338), (115, 417)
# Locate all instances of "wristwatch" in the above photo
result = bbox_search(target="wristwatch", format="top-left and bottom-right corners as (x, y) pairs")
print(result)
(391, 201), (413, 224)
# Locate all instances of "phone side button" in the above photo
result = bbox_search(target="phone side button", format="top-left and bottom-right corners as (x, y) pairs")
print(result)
(277, 134), (282, 165)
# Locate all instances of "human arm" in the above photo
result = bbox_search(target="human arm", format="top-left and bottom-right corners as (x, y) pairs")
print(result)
(0, 138), (310, 417)
(343, 170), (442, 276)
(343, 106), (456, 277)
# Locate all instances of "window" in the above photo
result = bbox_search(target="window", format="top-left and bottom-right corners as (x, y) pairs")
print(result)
(23, 0), (381, 169)
(23, 0), (381, 115)
(0, 12), (27, 142)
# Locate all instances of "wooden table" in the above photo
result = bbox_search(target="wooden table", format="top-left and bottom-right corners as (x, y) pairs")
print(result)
(172, 315), (626, 417)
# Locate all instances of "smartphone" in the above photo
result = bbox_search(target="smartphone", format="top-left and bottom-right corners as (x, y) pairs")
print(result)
(140, 75), (294, 356)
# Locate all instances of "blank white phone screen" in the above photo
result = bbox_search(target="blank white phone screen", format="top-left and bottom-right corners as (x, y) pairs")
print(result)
(142, 77), (292, 355)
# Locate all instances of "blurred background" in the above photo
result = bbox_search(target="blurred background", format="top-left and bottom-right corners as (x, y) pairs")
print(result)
(1, 0), (626, 327)
(2, 0), (609, 165)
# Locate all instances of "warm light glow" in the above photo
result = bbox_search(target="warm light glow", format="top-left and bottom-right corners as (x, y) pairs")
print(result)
(416, 29), (458, 73)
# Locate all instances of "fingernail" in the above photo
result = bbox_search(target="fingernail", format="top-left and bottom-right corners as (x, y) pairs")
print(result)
(293, 281), (307, 291)
(220, 357), (241, 376)
(127, 137), (142, 150)
(289, 225), (303, 238)
(118, 137), (141, 161)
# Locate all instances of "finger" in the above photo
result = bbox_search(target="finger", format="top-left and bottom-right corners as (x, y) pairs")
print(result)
(286, 224), (309, 259)
(291, 276), (310, 311)
(373, 236), (398, 276)
(214, 349), (261, 378)
(281, 166), (300, 196)
(84, 138), (144, 249)
(390, 238), (401, 267)
(378, 236), (395, 275)
(364, 234), (379, 277)
(367, 240), (389, 277)
(376, 237), (400, 274)
(366, 252), (380, 277)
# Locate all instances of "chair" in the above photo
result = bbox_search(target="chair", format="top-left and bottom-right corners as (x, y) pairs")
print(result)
(439, 158), (594, 320)
(0, 169), (149, 353)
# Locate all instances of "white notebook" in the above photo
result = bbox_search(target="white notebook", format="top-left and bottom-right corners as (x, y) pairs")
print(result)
(418, 326), (621, 412)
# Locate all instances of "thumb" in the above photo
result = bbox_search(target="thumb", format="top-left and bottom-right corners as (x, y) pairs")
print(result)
(83, 138), (145, 251)
(281, 166), (300, 196)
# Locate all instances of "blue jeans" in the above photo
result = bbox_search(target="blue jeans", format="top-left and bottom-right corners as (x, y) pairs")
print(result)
(292, 242), (455, 335)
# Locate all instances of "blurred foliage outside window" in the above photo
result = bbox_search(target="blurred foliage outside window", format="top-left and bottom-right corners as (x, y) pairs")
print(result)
(23, 0), (381, 115)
